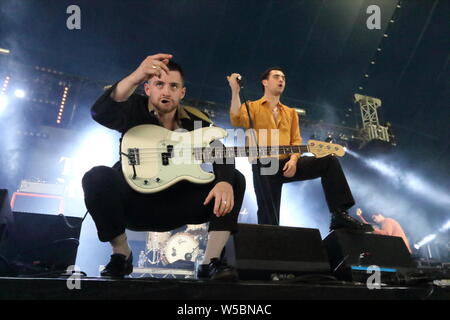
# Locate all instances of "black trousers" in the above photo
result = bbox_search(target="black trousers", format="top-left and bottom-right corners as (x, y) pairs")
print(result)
(82, 166), (246, 242)
(252, 155), (355, 225)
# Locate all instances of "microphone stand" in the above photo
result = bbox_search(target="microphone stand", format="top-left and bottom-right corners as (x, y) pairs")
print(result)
(236, 77), (280, 226)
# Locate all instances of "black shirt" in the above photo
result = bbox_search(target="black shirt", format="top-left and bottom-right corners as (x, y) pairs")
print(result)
(90, 83), (235, 185)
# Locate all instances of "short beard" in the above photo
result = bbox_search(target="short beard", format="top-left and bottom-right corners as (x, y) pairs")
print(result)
(154, 103), (178, 114)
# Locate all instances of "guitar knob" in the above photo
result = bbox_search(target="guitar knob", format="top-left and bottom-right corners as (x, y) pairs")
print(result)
(144, 180), (148, 185)
(155, 178), (161, 183)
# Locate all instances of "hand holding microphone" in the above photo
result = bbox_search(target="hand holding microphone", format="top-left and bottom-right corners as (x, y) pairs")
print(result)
(356, 208), (363, 216)
(227, 73), (242, 93)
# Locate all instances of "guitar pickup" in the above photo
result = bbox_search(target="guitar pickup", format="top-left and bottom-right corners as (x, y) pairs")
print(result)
(127, 148), (140, 165)
(161, 145), (174, 166)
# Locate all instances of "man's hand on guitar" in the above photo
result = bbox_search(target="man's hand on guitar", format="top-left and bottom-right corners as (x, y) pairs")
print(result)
(283, 158), (298, 178)
(203, 181), (234, 217)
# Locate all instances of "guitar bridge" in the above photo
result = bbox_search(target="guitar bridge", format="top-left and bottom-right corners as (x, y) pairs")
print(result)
(127, 148), (140, 165)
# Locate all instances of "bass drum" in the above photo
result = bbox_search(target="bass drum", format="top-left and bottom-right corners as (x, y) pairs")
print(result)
(146, 231), (171, 251)
(162, 232), (199, 265)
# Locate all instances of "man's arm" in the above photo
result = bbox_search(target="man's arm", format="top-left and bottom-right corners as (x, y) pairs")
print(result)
(228, 73), (242, 117)
(289, 109), (302, 161)
(356, 208), (370, 224)
(91, 53), (173, 131)
(227, 73), (250, 128)
(209, 140), (235, 187)
(206, 139), (236, 217)
(111, 53), (172, 102)
(373, 221), (394, 236)
(110, 75), (141, 102)
(360, 216), (370, 225)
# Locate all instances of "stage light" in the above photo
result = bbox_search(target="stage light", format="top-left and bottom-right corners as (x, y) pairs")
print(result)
(0, 48), (10, 55)
(414, 219), (450, 250)
(56, 87), (69, 122)
(439, 220), (450, 232)
(403, 173), (450, 207)
(0, 95), (8, 113)
(1, 76), (10, 95)
(365, 157), (399, 180)
(347, 150), (450, 207)
(14, 89), (25, 98)
(344, 148), (358, 158)
(414, 234), (436, 250)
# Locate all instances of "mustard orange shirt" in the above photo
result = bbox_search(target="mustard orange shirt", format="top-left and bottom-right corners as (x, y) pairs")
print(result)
(230, 97), (302, 160)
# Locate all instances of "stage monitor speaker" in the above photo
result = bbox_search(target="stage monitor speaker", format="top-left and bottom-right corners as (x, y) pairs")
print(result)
(323, 230), (416, 282)
(0, 212), (82, 276)
(224, 223), (330, 280)
(0, 190), (14, 244)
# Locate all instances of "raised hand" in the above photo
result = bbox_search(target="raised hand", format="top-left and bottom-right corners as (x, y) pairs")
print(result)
(227, 73), (242, 94)
(129, 53), (173, 85)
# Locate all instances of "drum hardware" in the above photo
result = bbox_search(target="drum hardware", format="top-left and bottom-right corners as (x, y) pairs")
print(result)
(140, 224), (208, 268)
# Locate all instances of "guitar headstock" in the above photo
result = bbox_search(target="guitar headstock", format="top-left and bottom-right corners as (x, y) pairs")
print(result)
(307, 140), (346, 158)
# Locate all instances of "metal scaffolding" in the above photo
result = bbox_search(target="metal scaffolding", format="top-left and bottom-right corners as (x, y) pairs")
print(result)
(354, 93), (391, 148)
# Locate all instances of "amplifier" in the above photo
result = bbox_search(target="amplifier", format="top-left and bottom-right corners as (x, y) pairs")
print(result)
(225, 223), (330, 280)
(19, 180), (65, 195)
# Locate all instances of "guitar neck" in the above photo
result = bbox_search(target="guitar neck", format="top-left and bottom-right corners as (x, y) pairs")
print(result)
(195, 145), (309, 162)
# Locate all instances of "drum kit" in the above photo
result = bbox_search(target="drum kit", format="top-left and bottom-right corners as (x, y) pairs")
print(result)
(143, 224), (208, 267)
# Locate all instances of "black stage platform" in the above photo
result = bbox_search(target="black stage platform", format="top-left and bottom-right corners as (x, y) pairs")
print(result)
(1, 276), (449, 300)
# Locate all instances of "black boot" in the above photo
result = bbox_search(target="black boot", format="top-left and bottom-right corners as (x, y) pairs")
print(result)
(196, 258), (238, 281)
(330, 211), (374, 232)
(101, 252), (133, 277)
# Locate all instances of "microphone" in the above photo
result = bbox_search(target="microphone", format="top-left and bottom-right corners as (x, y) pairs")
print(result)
(236, 75), (244, 88)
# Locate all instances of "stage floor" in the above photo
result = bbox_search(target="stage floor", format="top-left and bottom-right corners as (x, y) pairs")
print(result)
(1, 276), (449, 300)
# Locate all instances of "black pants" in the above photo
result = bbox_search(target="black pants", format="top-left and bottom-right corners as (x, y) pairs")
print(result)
(252, 155), (355, 225)
(82, 166), (246, 242)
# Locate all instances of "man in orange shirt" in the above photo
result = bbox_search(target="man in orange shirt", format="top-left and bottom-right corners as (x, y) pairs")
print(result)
(228, 68), (372, 232)
(357, 210), (412, 253)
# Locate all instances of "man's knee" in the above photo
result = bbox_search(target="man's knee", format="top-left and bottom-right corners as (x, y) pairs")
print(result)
(327, 155), (342, 167)
(82, 165), (115, 189)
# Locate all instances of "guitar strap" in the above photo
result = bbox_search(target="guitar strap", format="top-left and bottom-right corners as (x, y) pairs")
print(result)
(183, 106), (214, 125)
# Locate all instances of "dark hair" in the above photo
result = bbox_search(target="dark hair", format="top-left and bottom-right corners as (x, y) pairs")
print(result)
(148, 60), (185, 85)
(167, 60), (184, 82)
(371, 213), (383, 221)
(260, 67), (284, 92)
